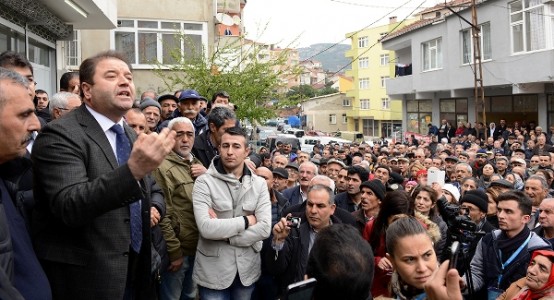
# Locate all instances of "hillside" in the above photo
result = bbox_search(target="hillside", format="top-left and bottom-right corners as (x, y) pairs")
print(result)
(298, 43), (351, 73)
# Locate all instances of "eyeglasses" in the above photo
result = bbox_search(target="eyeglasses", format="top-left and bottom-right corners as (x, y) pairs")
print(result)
(57, 107), (69, 111)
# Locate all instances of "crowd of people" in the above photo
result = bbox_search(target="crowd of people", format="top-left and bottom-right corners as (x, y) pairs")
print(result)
(2, 48), (554, 300)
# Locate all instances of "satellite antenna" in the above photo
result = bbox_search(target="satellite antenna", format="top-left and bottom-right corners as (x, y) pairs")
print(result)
(216, 13), (234, 26)
(232, 15), (241, 25)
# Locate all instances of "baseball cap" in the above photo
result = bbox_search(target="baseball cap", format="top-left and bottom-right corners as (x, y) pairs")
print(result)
(178, 89), (203, 101)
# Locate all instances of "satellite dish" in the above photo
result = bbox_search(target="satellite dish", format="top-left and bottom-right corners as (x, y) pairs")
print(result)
(216, 13), (234, 26)
(232, 15), (241, 25)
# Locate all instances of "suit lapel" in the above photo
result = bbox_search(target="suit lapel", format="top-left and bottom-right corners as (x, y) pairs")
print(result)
(76, 106), (119, 169)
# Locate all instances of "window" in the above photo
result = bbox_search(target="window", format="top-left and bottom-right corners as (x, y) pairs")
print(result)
(342, 114), (347, 124)
(440, 99), (468, 125)
(329, 114), (337, 124)
(343, 98), (351, 106)
(358, 57), (369, 68)
(422, 38), (442, 71)
(28, 38), (50, 67)
(461, 23), (492, 64)
(65, 30), (81, 68)
(381, 76), (389, 88)
(380, 54), (389, 66)
(363, 119), (375, 136)
(114, 19), (207, 66)
(358, 36), (368, 48)
(382, 97), (390, 109)
(509, 0), (554, 53)
(548, 95), (554, 127)
(407, 100), (432, 135)
(359, 78), (369, 89)
(360, 99), (370, 110)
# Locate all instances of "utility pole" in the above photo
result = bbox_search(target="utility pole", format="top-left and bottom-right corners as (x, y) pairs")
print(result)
(447, 1), (486, 138)
(471, 0), (486, 138)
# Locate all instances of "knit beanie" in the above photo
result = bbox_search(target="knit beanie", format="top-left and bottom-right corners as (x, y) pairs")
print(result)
(140, 97), (161, 112)
(360, 179), (386, 201)
(460, 189), (488, 213)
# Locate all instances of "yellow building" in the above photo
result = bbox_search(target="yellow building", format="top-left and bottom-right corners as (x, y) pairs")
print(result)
(345, 17), (413, 139)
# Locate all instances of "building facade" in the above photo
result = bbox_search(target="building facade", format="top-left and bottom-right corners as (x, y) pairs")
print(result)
(301, 92), (351, 133)
(0, 0), (116, 95)
(382, 0), (554, 134)
(66, 0), (248, 96)
(345, 17), (409, 139)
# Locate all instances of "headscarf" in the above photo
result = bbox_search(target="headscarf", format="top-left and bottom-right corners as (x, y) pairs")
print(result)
(515, 250), (554, 300)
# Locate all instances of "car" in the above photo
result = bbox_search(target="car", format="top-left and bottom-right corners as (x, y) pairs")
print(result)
(284, 128), (305, 138)
(266, 134), (301, 153)
(265, 119), (278, 127)
(256, 129), (276, 145)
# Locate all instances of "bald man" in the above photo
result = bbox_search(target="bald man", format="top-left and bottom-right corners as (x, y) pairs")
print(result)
(257, 167), (289, 226)
(534, 198), (554, 244)
(124, 108), (148, 135)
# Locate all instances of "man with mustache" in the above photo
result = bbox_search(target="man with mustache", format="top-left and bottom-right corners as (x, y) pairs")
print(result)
(153, 117), (203, 299)
(0, 68), (49, 299)
(177, 89), (208, 136)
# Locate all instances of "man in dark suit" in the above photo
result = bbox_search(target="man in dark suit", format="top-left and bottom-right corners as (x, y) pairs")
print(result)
(281, 162), (318, 206)
(32, 50), (176, 300)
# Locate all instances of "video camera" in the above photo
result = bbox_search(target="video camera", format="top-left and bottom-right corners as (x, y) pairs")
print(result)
(436, 198), (476, 233)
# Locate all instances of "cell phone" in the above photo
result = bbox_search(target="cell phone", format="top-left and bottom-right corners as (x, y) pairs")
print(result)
(449, 241), (460, 269)
(283, 278), (317, 300)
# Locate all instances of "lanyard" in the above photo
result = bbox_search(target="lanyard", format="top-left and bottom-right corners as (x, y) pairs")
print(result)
(497, 233), (532, 285)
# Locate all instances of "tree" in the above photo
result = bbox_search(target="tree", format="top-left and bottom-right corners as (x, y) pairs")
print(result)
(286, 84), (316, 100)
(153, 35), (302, 123)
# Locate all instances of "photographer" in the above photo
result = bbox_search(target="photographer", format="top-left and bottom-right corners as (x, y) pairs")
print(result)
(455, 190), (495, 275)
(265, 184), (341, 296)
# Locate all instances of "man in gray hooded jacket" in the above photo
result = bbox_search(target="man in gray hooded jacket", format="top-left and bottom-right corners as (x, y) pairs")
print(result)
(193, 127), (271, 299)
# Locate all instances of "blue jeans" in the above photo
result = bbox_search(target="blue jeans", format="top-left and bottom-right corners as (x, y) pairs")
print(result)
(159, 256), (197, 300)
(198, 274), (255, 300)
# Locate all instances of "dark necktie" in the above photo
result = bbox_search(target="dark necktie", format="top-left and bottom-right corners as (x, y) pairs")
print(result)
(110, 124), (142, 253)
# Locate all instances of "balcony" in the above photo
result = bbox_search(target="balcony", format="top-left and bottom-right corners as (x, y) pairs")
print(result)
(386, 74), (413, 97)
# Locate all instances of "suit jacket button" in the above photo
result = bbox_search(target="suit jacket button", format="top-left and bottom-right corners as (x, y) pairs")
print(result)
(124, 218), (130, 224)
(123, 252), (129, 257)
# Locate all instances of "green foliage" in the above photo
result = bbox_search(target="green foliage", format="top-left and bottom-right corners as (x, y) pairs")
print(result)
(153, 35), (303, 123)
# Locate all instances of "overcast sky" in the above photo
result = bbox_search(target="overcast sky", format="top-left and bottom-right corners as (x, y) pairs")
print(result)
(242, 0), (442, 48)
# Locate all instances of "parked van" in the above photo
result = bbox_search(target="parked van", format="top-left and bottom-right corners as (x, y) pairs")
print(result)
(333, 131), (364, 143)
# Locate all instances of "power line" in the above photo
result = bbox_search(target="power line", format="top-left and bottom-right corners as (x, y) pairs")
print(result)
(314, 0), (428, 85)
(300, 0), (427, 64)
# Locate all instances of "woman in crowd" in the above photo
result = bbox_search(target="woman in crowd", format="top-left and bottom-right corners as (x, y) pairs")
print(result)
(498, 250), (554, 299)
(455, 121), (465, 137)
(405, 181), (418, 194)
(363, 191), (411, 298)
(442, 183), (460, 204)
(411, 186), (447, 258)
(408, 162), (425, 182)
(505, 172), (524, 191)
(478, 163), (498, 189)
(415, 169), (428, 187)
(386, 216), (440, 300)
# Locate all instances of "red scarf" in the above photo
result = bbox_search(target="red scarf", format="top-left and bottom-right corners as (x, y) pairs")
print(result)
(515, 250), (554, 300)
